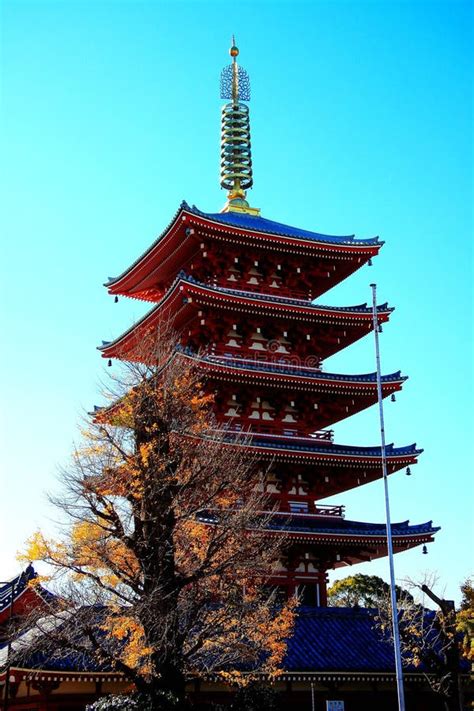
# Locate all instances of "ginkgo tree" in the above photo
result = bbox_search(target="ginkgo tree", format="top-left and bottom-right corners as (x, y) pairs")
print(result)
(19, 333), (295, 709)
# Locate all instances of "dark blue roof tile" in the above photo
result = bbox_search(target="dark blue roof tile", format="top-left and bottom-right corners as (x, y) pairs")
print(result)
(106, 203), (381, 286)
(246, 438), (421, 458)
(286, 607), (394, 671)
(181, 272), (392, 312)
(197, 351), (404, 385)
(13, 607), (463, 675)
(188, 204), (381, 247)
(267, 516), (439, 537)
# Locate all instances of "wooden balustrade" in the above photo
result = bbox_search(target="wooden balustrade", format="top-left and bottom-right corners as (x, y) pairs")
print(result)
(217, 422), (334, 442)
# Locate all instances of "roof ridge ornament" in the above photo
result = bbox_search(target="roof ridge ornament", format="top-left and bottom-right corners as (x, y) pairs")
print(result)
(220, 38), (260, 216)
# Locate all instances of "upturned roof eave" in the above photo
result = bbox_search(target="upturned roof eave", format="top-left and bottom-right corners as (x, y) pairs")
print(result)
(177, 274), (395, 316)
(98, 280), (186, 355)
(196, 514), (440, 540)
(100, 338), (407, 392)
(187, 204), (383, 247)
(220, 438), (423, 460)
(178, 349), (406, 389)
(99, 275), (394, 357)
(104, 202), (383, 295)
(104, 202), (187, 291)
(269, 527), (440, 540)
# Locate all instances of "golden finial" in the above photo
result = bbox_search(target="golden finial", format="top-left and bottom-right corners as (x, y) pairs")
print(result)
(230, 36), (239, 103)
(230, 35), (239, 58)
(219, 39), (260, 215)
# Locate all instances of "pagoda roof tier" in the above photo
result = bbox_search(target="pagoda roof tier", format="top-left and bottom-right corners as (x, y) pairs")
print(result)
(192, 206), (381, 245)
(99, 274), (392, 361)
(268, 515), (438, 539)
(267, 516), (439, 563)
(203, 356), (400, 388)
(178, 351), (405, 429)
(243, 438), (421, 460)
(217, 437), (421, 497)
(198, 511), (439, 564)
(184, 350), (405, 390)
(105, 202), (383, 301)
(98, 347), (405, 431)
(179, 274), (393, 316)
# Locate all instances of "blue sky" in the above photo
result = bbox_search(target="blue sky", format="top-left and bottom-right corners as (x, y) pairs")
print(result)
(1, 0), (472, 603)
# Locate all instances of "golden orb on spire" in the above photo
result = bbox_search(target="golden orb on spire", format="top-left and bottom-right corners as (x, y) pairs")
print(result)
(230, 35), (239, 57)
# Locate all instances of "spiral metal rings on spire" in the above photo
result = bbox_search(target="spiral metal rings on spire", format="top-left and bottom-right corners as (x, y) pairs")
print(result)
(219, 39), (253, 195)
(220, 103), (253, 191)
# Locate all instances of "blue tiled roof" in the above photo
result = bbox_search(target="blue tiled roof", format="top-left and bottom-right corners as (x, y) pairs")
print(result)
(196, 351), (404, 384)
(286, 607), (446, 672)
(19, 647), (105, 673)
(287, 607), (394, 671)
(247, 438), (421, 458)
(106, 202), (381, 286)
(187, 204), (381, 247)
(267, 516), (439, 537)
(180, 272), (391, 313)
(11, 607), (465, 675)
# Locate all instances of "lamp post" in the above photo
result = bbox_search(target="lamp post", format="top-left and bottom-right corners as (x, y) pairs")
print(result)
(370, 283), (406, 711)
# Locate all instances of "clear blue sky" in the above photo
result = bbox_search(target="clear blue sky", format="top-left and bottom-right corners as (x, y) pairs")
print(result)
(1, 0), (472, 604)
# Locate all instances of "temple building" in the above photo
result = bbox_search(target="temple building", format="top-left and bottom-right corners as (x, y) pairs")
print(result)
(99, 40), (438, 607)
(1, 42), (452, 710)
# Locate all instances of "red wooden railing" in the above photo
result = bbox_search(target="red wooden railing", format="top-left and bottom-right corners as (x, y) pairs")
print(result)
(269, 505), (345, 518)
(214, 276), (311, 302)
(218, 423), (334, 442)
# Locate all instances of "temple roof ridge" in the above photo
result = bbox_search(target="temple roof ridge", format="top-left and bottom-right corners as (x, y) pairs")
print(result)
(197, 510), (439, 537)
(105, 202), (382, 288)
(0, 564), (37, 611)
(187, 203), (381, 246)
(180, 272), (393, 313)
(223, 436), (422, 458)
(265, 516), (440, 537)
(180, 347), (406, 384)
(105, 202), (187, 287)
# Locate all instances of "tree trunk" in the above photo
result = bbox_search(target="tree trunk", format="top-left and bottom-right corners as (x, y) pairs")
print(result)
(133, 412), (188, 708)
(135, 663), (187, 710)
(443, 692), (462, 711)
(155, 660), (187, 708)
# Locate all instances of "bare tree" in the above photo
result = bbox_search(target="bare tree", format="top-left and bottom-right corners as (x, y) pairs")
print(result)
(376, 574), (464, 711)
(14, 333), (295, 709)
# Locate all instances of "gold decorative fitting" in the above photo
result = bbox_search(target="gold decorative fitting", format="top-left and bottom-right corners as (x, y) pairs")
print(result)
(219, 38), (260, 215)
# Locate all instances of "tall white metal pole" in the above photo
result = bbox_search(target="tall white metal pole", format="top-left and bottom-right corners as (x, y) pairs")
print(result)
(370, 283), (406, 711)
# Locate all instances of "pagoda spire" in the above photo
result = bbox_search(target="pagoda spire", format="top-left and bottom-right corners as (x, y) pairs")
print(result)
(220, 38), (260, 215)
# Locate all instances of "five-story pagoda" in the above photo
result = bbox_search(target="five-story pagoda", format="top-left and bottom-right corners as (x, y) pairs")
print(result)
(100, 41), (438, 607)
